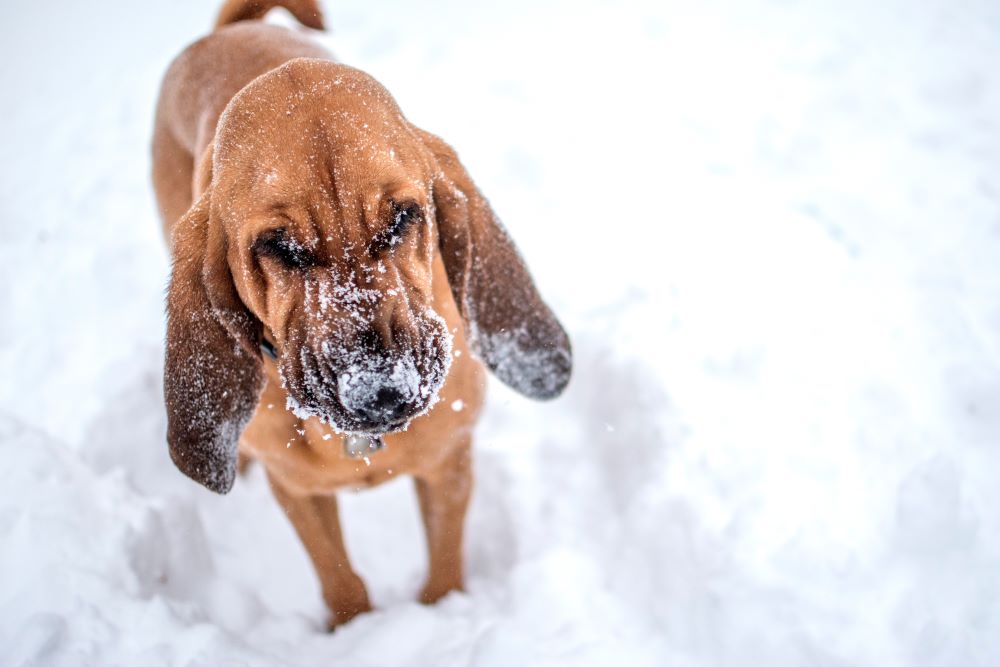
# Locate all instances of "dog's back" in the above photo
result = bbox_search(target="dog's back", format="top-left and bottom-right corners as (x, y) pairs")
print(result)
(152, 0), (329, 230)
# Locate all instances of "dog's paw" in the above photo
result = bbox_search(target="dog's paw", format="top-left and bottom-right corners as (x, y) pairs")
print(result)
(325, 578), (372, 630)
(419, 580), (463, 605)
(326, 603), (371, 631)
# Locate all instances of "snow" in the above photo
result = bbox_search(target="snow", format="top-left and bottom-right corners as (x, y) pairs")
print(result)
(2, 0), (1000, 665)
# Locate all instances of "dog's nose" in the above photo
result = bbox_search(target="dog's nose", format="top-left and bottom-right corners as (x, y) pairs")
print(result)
(374, 386), (407, 417)
(337, 355), (424, 430)
(355, 385), (413, 425)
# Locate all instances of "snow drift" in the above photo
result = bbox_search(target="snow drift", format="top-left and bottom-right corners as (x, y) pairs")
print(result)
(1, 0), (999, 664)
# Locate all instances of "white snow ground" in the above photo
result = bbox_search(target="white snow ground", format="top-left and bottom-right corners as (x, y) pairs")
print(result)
(2, 0), (999, 664)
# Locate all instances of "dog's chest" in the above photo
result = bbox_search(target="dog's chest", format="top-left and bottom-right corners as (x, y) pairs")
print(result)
(239, 358), (484, 494)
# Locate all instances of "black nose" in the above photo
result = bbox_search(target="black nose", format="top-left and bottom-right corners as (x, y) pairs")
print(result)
(357, 386), (411, 425)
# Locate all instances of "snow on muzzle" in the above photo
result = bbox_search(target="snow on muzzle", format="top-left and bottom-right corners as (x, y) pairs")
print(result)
(280, 311), (453, 434)
(337, 353), (423, 427)
(279, 271), (454, 433)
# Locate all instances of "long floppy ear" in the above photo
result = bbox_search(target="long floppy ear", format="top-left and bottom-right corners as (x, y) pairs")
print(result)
(417, 129), (572, 399)
(164, 191), (264, 493)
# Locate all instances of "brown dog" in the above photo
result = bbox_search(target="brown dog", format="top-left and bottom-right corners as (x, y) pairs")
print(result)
(152, 0), (571, 627)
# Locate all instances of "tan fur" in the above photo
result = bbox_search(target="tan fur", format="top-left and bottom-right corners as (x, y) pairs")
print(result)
(215, 0), (325, 30)
(153, 0), (569, 628)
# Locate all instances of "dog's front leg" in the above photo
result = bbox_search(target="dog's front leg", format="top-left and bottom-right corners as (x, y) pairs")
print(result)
(266, 472), (371, 628)
(414, 437), (473, 604)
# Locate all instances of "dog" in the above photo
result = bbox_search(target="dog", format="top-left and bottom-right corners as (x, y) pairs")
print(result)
(152, 0), (571, 627)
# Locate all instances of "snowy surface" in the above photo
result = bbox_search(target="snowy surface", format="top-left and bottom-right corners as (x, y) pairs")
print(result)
(2, 0), (1000, 664)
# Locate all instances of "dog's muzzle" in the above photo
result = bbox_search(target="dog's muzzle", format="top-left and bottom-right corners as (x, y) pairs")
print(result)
(276, 304), (454, 434)
(336, 355), (423, 430)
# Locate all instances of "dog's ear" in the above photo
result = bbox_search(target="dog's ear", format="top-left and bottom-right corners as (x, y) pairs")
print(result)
(164, 191), (264, 494)
(417, 129), (572, 399)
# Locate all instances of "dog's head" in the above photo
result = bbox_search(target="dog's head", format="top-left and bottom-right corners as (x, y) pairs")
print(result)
(165, 59), (571, 493)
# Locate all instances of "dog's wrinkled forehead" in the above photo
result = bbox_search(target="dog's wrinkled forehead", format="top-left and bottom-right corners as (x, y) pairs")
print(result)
(212, 58), (428, 206)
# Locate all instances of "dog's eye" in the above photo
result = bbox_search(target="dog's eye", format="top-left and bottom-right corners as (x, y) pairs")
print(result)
(372, 202), (423, 255)
(253, 229), (312, 269)
(387, 202), (422, 244)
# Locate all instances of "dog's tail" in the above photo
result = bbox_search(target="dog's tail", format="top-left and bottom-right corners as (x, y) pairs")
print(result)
(215, 0), (325, 31)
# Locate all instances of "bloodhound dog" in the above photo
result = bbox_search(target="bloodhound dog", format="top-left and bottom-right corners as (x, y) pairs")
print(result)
(152, 0), (571, 627)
